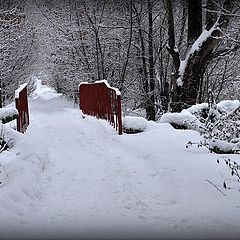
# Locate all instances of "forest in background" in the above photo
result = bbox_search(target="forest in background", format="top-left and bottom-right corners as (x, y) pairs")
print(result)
(0, 0), (240, 121)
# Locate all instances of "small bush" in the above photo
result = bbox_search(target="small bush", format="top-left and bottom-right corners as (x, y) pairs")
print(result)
(123, 116), (148, 134)
(186, 91), (240, 154)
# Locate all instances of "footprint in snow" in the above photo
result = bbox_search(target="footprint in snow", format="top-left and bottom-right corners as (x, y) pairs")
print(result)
(138, 215), (146, 220)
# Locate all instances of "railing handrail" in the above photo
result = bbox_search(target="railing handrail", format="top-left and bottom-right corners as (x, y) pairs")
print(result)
(80, 80), (121, 96)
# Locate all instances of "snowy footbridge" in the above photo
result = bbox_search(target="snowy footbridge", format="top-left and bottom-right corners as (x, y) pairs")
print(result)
(13, 80), (122, 135)
(1, 80), (240, 239)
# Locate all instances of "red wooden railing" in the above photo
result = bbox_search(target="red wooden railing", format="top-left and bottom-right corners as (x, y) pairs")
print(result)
(79, 80), (122, 135)
(15, 83), (29, 133)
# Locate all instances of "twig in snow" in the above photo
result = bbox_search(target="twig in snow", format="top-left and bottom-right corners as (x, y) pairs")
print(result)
(0, 139), (12, 153)
(2, 164), (9, 178)
(0, 163), (9, 179)
(205, 179), (226, 196)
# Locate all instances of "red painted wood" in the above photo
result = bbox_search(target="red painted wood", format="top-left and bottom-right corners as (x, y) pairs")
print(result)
(79, 81), (122, 135)
(15, 85), (29, 133)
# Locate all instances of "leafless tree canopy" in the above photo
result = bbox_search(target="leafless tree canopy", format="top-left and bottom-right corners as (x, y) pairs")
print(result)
(0, 0), (239, 118)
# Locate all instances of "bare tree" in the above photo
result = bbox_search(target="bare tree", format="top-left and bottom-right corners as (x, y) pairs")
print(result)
(166, 0), (238, 112)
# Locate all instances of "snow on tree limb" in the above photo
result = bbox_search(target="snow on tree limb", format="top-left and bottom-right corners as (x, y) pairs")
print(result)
(177, 23), (220, 87)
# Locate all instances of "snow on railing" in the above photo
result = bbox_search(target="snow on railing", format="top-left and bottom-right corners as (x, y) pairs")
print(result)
(79, 80), (122, 135)
(15, 83), (29, 133)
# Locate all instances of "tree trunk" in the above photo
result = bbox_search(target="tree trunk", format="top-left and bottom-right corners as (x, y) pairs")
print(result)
(147, 0), (156, 120)
(165, 0), (181, 111)
(136, 12), (149, 114)
(119, 0), (133, 91)
(206, 0), (218, 30)
(167, 0), (235, 111)
(0, 88), (2, 108)
(187, 0), (202, 46)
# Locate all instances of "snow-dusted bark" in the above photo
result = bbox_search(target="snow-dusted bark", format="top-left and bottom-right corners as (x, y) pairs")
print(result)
(167, 0), (237, 112)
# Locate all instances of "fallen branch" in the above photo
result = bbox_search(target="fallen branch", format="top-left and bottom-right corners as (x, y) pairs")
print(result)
(205, 179), (226, 196)
(0, 164), (9, 178)
(0, 139), (12, 153)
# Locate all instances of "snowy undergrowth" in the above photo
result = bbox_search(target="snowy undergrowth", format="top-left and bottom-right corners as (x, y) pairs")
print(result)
(160, 99), (240, 154)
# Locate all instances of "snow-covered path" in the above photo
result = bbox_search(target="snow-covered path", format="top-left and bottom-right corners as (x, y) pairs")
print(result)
(1, 83), (240, 239)
(26, 91), (178, 239)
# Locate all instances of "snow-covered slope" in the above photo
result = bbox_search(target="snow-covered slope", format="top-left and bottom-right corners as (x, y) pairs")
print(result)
(0, 81), (240, 239)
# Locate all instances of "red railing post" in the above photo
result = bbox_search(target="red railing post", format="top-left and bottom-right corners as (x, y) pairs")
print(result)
(117, 95), (122, 135)
(15, 98), (21, 132)
(79, 80), (122, 135)
(15, 83), (29, 133)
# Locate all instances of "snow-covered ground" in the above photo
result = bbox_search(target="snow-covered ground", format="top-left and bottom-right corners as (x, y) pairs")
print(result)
(0, 81), (240, 239)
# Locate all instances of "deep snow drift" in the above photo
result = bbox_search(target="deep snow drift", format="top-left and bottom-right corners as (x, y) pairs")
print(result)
(0, 81), (240, 239)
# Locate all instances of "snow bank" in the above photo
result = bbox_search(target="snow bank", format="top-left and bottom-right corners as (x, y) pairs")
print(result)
(160, 109), (202, 130)
(0, 80), (51, 231)
(0, 123), (22, 148)
(0, 135), (49, 229)
(123, 116), (148, 133)
(160, 100), (239, 130)
(217, 100), (239, 113)
(209, 139), (238, 154)
(187, 100), (240, 115)
(0, 107), (18, 120)
(187, 103), (208, 114)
